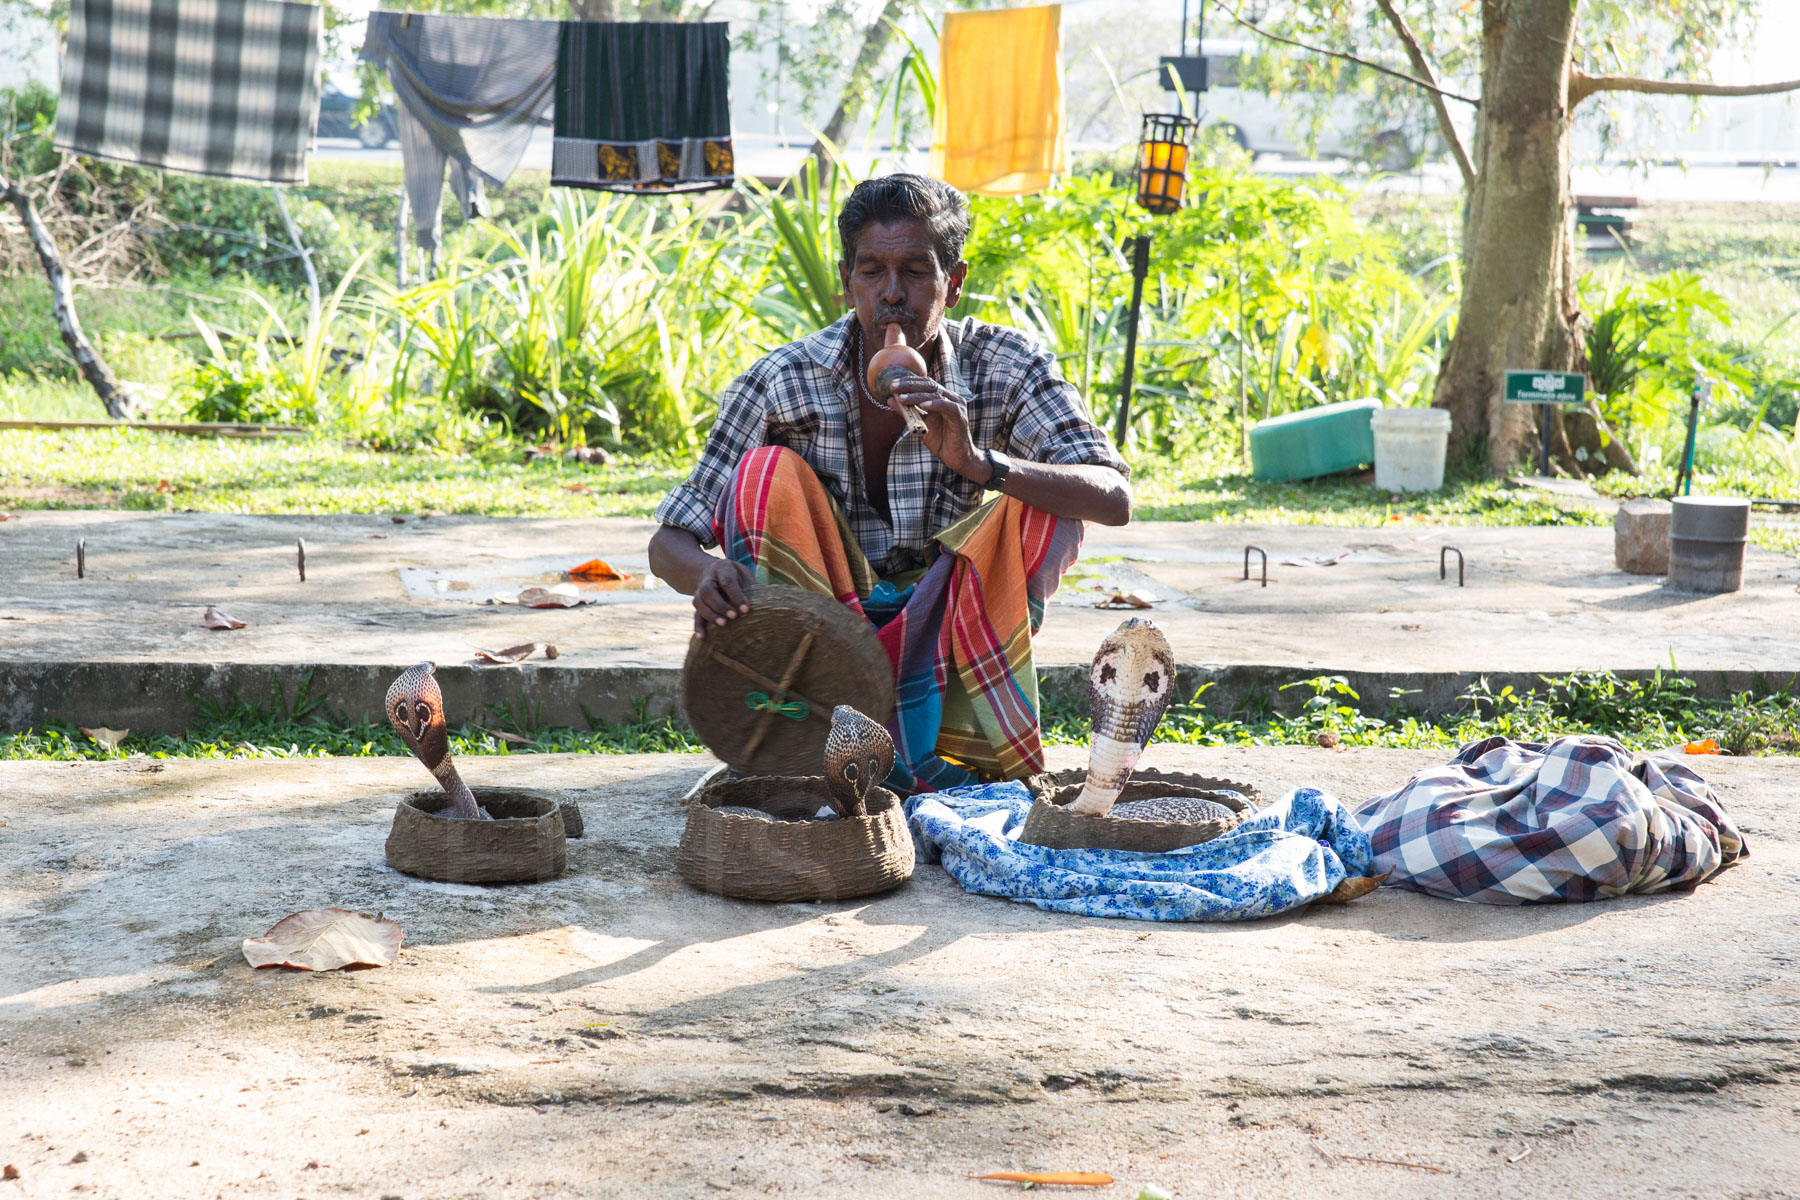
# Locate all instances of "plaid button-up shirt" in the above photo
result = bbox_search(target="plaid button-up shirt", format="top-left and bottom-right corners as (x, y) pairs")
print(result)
(655, 313), (1129, 575)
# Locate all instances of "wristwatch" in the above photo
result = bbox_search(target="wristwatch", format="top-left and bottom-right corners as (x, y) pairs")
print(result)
(984, 449), (1013, 491)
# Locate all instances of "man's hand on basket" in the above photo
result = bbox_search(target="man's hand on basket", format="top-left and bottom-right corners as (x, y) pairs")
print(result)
(693, 558), (754, 637)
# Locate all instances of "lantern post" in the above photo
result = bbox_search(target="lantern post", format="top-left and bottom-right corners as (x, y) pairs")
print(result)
(1113, 112), (1196, 448)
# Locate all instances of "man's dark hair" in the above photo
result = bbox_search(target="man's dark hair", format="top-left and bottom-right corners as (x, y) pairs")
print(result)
(837, 173), (970, 273)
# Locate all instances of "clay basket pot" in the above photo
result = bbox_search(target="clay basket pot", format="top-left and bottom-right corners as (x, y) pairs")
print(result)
(678, 777), (915, 903)
(1018, 768), (1261, 854)
(386, 787), (572, 884)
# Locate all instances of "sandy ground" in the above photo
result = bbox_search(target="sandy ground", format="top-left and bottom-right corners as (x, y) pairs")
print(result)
(2, 745), (1798, 1198)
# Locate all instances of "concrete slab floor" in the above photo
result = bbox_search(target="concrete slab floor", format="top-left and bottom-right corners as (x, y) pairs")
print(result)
(2, 745), (1796, 1198)
(2, 509), (1798, 675)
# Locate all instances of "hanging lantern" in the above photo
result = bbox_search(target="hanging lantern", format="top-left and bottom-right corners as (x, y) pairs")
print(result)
(1135, 112), (1197, 215)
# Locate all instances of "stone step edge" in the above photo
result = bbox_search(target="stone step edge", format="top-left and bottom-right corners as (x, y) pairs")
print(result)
(3, 660), (1795, 737)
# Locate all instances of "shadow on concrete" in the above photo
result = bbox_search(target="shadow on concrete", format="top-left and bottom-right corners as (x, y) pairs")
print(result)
(1300, 883), (1697, 944)
(1585, 587), (1721, 612)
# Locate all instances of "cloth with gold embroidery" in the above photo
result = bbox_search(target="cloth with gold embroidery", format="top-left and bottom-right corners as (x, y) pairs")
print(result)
(552, 20), (732, 193)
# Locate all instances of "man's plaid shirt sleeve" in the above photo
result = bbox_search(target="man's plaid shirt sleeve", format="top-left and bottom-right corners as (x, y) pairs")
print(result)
(652, 367), (769, 548)
(1002, 337), (1130, 478)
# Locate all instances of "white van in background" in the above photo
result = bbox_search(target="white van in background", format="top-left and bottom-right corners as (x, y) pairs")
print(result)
(1192, 37), (1435, 169)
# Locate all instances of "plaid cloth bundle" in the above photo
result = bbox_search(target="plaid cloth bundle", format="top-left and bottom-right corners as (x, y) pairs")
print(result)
(1355, 736), (1747, 905)
(55, 0), (323, 184)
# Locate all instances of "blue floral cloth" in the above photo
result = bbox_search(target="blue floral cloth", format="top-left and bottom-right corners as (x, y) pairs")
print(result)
(905, 782), (1376, 922)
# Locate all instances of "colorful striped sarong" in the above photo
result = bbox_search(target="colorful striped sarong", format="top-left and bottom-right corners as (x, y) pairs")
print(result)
(716, 446), (1082, 794)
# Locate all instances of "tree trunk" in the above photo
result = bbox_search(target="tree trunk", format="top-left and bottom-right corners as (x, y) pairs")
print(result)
(1432, 0), (1578, 472)
(1, 176), (138, 420)
(806, 0), (907, 175)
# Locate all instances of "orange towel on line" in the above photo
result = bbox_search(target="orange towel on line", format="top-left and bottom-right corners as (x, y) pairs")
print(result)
(930, 5), (1065, 197)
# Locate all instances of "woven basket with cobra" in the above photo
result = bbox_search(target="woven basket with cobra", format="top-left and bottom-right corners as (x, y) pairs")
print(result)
(386, 788), (569, 883)
(681, 584), (894, 776)
(677, 777), (914, 902)
(1018, 768), (1262, 853)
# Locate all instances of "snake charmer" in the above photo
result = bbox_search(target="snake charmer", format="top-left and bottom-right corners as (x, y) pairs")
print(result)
(648, 173), (1132, 794)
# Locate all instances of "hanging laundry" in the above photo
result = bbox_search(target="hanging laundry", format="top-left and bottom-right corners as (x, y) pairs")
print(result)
(361, 12), (557, 254)
(1355, 736), (1747, 905)
(930, 5), (1065, 197)
(553, 21), (733, 194)
(54, 0), (322, 185)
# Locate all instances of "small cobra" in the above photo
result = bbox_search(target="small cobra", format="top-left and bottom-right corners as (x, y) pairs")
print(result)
(822, 705), (895, 818)
(1067, 618), (1177, 817)
(386, 661), (487, 821)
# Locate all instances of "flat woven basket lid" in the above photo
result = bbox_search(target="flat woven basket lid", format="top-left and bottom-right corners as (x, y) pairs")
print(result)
(680, 583), (894, 776)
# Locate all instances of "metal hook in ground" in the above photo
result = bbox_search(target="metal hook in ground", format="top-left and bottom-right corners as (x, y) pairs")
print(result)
(1440, 545), (1464, 587)
(1243, 545), (1267, 587)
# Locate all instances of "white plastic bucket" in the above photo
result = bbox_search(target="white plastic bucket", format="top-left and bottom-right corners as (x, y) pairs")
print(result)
(1371, 407), (1452, 493)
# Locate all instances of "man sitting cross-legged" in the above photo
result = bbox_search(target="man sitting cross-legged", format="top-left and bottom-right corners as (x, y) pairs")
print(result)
(648, 173), (1131, 794)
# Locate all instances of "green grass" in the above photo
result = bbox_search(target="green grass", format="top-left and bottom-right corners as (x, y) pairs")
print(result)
(0, 426), (688, 517)
(1045, 670), (1800, 757)
(0, 422), (1622, 528)
(8, 421), (1797, 537)
(1, 695), (703, 763)
(7, 670), (1794, 762)
(1130, 455), (1611, 527)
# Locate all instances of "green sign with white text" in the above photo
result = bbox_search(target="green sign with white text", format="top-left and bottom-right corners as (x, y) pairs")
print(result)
(1503, 369), (1587, 405)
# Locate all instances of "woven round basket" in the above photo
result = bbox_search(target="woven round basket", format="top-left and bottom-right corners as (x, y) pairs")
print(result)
(1018, 770), (1260, 854)
(1026, 767), (1263, 807)
(677, 776), (914, 902)
(681, 584), (894, 776)
(386, 788), (568, 884)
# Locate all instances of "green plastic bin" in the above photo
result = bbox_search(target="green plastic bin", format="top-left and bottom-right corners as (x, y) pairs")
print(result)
(1249, 398), (1382, 482)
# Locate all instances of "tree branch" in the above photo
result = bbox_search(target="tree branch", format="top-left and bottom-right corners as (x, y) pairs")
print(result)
(0, 172), (138, 420)
(1372, 0), (1475, 190)
(808, 0), (908, 177)
(1571, 71), (1800, 108)
(1221, 5), (1479, 106)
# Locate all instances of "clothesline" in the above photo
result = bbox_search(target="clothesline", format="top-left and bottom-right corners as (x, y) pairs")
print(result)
(50, 0), (1080, 277)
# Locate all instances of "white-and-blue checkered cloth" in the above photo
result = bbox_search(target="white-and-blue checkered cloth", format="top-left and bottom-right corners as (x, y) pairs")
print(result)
(905, 781), (1375, 922)
(1355, 736), (1746, 905)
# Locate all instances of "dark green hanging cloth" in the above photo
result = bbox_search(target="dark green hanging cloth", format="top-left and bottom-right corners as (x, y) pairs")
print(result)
(552, 20), (733, 193)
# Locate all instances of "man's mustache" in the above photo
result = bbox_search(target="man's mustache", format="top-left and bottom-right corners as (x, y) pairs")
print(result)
(874, 306), (913, 326)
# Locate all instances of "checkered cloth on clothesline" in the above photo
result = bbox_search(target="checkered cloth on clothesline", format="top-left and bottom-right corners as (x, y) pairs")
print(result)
(1354, 736), (1747, 905)
(55, 0), (323, 185)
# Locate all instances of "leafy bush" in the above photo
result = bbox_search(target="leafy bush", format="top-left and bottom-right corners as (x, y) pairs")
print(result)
(177, 354), (297, 424)
(951, 171), (1446, 456)
(378, 189), (765, 449)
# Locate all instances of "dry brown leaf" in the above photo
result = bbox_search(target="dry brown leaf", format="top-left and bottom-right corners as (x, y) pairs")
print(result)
(517, 586), (585, 608)
(473, 641), (559, 665)
(564, 482), (594, 495)
(2, 1164), (18, 1180)
(79, 726), (129, 749)
(1318, 871), (1391, 905)
(973, 1172), (1113, 1186)
(155, 479), (174, 493)
(242, 909), (402, 972)
(1315, 732), (1341, 749)
(201, 606), (246, 630)
(1094, 590), (1156, 609)
(567, 557), (630, 582)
